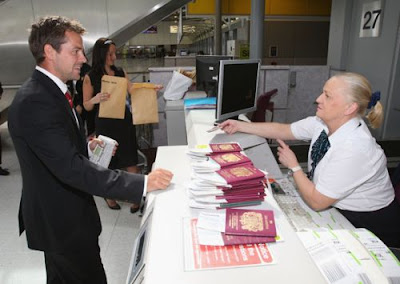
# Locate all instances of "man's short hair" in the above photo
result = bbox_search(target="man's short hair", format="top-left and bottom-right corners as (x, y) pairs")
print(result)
(29, 16), (86, 64)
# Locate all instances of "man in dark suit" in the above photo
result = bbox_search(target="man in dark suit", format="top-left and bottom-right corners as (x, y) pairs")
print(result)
(8, 16), (173, 284)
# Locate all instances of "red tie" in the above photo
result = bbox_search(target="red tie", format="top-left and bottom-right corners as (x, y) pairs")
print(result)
(65, 91), (73, 108)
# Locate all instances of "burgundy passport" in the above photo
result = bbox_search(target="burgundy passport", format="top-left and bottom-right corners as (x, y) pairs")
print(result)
(225, 208), (276, 237)
(217, 164), (265, 185)
(209, 143), (242, 153)
(221, 233), (276, 245)
(210, 152), (252, 168)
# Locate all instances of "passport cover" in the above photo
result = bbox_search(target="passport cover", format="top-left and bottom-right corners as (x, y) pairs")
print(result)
(218, 185), (264, 194)
(221, 233), (276, 246)
(209, 143), (242, 153)
(217, 164), (265, 185)
(210, 152), (252, 168)
(225, 209), (276, 237)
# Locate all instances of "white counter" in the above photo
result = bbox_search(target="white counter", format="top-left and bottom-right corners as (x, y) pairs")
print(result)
(131, 108), (328, 283)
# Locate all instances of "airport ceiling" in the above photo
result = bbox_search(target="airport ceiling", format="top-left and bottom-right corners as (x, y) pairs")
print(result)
(160, 7), (243, 41)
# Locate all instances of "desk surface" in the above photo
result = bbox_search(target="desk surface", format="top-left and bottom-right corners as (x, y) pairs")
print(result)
(140, 108), (327, 283)
(144, 145), (327, 284)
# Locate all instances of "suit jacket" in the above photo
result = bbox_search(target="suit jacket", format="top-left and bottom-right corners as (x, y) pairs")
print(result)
(8, 70), (144, 253)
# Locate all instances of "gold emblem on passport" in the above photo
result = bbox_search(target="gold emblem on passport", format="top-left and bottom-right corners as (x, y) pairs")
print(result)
(230, 166), (253, 177)
(219, 144), (235, 151)
(221, 153), (241, 162)
(240, 212), (264, 232)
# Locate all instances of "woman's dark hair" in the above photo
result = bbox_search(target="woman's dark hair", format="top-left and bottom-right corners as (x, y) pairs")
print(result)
(91, 38), (116, 74)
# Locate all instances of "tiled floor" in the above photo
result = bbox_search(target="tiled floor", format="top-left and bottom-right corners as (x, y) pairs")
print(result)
(0, 122), (142, 284)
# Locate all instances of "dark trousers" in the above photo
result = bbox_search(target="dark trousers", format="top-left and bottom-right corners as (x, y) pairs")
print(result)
(44, 244), (107, 284)
(338, 200), (400, 248)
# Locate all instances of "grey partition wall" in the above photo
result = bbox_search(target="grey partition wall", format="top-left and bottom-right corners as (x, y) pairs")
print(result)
(149, 65), (330, 147)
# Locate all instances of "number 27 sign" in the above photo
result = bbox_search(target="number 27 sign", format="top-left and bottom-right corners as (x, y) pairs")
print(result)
(360, 1), (383, 38)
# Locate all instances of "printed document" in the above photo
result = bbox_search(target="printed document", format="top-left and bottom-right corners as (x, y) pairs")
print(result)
(89, 135), (117, 168)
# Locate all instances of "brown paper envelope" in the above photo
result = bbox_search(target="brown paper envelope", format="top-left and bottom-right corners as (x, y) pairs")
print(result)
(130, 83), (159, 125)
(99, 75), (127, 119)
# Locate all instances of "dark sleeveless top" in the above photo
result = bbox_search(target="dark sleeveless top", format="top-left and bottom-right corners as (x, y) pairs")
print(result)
(88, 66), (138, 169)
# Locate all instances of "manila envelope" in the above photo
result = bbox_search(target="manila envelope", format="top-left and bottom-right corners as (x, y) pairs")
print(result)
(130, 83), (159, 125)
(99, 75), (127, 119)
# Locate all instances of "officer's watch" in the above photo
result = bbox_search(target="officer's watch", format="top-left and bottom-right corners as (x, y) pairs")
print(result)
(288, 165), (302, 176)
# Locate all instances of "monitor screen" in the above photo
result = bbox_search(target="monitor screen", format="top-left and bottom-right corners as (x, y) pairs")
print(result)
(196, 55), (232, 97)
(216, 59), (261, 122)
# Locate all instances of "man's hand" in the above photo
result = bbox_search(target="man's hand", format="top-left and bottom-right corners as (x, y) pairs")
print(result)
(89, 137), (118, 156)
(146, 168), (173, 193)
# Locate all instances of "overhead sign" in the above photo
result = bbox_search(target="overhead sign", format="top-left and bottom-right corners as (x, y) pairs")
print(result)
(359, 1), (383, 38)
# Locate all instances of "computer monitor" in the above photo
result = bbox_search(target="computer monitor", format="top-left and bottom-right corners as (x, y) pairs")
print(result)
(216, 59), (261, 123)
(196, 55), (232, 97)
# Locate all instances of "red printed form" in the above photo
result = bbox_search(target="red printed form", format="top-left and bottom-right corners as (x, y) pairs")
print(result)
(184, 219), (275, 271)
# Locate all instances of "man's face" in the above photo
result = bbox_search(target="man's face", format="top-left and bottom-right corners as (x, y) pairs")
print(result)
(51, 30), (86, 82)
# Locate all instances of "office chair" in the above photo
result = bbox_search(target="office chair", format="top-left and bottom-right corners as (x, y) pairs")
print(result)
(135, 124), (153, 175)
(251, 88), (278, 123)
(137, 149), (148, 174)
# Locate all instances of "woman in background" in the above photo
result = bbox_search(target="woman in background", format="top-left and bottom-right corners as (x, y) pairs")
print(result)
(83, 38), (140, 213)
(74, 56), (95, 137)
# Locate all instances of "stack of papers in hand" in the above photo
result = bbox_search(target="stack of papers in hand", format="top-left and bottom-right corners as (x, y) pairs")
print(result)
(187, 143), (268, 209)
(196, 209), (277, 246)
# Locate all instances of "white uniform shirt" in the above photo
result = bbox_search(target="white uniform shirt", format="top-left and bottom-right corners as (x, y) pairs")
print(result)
(291, 116), (394, 211)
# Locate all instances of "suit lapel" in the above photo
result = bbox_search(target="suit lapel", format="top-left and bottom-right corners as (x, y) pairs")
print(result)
(32, 70), (86, 152)
(32, 71), (80, 130)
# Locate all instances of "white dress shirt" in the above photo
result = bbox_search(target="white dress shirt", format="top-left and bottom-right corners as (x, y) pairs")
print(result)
(35, 66), (80, 126)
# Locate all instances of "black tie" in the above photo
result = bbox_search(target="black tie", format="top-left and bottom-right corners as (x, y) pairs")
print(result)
(308, 130), (330, 180)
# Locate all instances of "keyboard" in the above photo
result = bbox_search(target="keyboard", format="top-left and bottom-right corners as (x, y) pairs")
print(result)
(273, 178), (319, 231)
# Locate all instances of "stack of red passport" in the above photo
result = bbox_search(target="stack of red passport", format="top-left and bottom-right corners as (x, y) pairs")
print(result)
(187, 143), (268, 209)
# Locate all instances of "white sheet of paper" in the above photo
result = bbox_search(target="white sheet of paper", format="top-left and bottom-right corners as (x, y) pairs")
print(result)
(197, 227), (224, 246)
(189, 193), (227, 204)
(196, 211), (226, 232)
